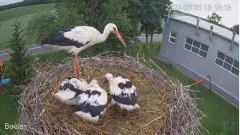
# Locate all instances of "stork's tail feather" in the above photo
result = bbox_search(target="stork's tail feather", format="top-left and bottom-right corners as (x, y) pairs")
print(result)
(41, 27), (75, 45)
(41, 37), (50, 45)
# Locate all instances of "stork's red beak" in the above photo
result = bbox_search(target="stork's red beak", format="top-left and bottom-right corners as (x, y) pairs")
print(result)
(113, 31), (127, 48)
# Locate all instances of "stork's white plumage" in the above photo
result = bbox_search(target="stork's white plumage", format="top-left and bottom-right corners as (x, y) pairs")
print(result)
(75, 79), (108, 123)
(54, 78), (107, 123)
(41, 23), (127, 78)
(54, 77), (89, 105)
(105, 73), (140, 111)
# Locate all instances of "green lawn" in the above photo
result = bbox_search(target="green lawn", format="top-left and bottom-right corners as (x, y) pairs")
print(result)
(0, 14), (37, 47)
(34, 50), (71, 64)
(126, 43), (239, 135)
(34, 44), (239, 134)
(0, 4), (55, 22)
(0, 4), (55, 50)
(2, 3), (238, 135)
(30, 43), (240, 135)
(0, 61), (17, 134)
(0, 42), (238, 134)
(0, 86), (17, 135)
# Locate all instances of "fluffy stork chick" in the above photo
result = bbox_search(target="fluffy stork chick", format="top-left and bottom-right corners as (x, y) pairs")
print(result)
(75, 79), (108, 123)
(105, 73), (140, 111)
(54, 77), (89, 105)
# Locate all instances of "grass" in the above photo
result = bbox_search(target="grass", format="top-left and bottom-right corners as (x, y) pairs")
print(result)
(0, 51), (71, 134)
(0, 86), (17, 135)
(198, 87), (239, 135)
(126, 42), (239, 135)
(0, 14), (37, 47)
(3, 2), (237, 134)
(0, 4), (55, 50)
(0, 61), (17, 134)
(0, 42), (8, 50)
(33, 51), (71, 64)
(0, 4), (55, 22)
(0, 42), (238, 134)
(34, 44), (239, 134)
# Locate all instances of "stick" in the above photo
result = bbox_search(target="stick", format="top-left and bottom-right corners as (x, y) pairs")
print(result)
(144, 114), (166, 127)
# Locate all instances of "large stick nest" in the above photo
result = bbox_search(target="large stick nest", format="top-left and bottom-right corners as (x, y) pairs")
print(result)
(18, 53), (204, 135)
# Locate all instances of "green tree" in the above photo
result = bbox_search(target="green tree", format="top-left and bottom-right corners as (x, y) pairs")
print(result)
(156, 24), (163, 34)
(127, 0), (142, 42)
(231, 24), (239, 34)
(55, 0), (85, 28)
(28, 0), (136, 54)
(139, 0), (171, 44)
(27, 12), (58, 42)
(9, 20), (32, 90)
(55, 0), (133, 53)
(207, 12), (222, 24)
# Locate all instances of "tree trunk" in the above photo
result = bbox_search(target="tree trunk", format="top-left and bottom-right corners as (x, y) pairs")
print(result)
(150, 33), (153, 44)
(158, 41), (161, 51)
(145, 24), (148, 44)
(150, 33), (153, 50)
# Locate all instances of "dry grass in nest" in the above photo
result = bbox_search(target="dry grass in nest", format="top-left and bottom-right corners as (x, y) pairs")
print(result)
(18, 54), (205, 135)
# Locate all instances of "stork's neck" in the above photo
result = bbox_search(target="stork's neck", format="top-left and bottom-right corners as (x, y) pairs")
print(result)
(98, 27), (112, 43)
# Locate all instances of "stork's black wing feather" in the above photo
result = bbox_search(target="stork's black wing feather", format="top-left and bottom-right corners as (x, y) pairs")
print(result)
(41, 27), (84, 48)
(112, 92), (137, 105)
(118, 81), (133, 89)
(77, 101), (105, 117)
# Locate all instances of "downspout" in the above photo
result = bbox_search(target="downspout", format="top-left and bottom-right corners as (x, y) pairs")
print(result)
(196, 17), (200, 36)
(230, 31), (236, 51)
(166, 10), (171, 24)
(209, 25), (213, 41)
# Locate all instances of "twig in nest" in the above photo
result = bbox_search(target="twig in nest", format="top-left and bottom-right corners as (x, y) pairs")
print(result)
(17, 53), (205, 135)
(144, 114), (166, 127)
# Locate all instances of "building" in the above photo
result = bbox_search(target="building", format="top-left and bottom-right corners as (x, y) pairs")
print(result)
(158, 11), (239, 107)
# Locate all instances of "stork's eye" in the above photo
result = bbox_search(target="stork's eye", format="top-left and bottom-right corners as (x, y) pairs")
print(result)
(113, 27), (116, 31)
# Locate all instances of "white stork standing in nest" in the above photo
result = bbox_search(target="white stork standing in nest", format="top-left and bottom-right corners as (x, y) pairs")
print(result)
(41, 23), (127, 78)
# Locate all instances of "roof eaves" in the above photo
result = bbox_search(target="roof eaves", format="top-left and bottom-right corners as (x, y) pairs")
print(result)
(169, 17), (239, 45)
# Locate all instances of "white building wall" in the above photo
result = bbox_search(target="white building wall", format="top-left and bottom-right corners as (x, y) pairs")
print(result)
(159, 18), (239, 106)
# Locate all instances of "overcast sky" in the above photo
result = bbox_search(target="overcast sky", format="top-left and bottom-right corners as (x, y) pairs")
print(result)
(0, 0), (22, 6)
(0, 0), (239, 27)
(171, 0), (239, 27)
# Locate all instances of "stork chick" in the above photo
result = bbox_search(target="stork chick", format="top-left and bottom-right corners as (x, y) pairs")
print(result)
(75, 79), (108, 123)
(105, 73), (140, 111)
(54, 77), (89, 105)
(54, 78), (107, 123)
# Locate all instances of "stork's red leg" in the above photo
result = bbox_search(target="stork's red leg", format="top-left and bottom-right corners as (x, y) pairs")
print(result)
(73, 54), (80, 78)
(76, 55), (80, 78)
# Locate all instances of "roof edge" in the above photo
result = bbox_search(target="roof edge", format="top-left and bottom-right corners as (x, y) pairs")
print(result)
(171, 10), (238, 34)
(169, 17), (239, 45)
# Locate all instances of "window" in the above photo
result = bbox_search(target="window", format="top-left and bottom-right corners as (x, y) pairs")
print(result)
(169, 32), (177, 44)
(215, 51), (239, 76)
(184, 37), (209, 58)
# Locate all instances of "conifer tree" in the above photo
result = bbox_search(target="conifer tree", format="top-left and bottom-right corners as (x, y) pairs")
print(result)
(9, 20), (32, 88)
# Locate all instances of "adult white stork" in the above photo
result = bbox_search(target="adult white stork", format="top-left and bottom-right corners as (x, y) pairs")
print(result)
(41, 23), (127, 78)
